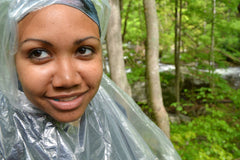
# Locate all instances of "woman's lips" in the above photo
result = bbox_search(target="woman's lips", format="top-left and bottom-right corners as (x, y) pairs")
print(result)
(47, 91), (88, 111)
(53, 96), (78, 102)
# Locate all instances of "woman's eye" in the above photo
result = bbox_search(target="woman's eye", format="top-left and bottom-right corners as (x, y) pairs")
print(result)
(28, 49), (50, 60)
(76, 46), (94, 57)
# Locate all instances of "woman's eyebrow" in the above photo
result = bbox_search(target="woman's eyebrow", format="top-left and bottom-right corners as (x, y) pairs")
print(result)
(19, 38), (53, 47)
(19, 36), (100, 48)
(74, 36), (100, 45)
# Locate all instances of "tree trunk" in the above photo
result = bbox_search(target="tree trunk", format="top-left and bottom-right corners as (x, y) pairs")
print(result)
(106, 0), (132, 96)
(209, 0), (216, 88)
(143, 0), (170, 138)
(174, 0), (181, 105)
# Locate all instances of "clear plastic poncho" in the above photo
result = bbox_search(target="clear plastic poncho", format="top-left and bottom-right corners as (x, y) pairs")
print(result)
(0, 0), (181, 159)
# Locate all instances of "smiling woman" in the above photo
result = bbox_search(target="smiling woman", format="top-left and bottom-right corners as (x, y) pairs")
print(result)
(0, 0), (181, 159)
(16, 4), (102, 122)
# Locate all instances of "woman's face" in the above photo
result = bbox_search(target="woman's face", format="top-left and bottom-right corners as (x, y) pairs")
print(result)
(15, 4), (102, 122)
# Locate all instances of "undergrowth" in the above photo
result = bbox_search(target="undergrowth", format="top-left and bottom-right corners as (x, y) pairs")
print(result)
(170, 106), (240, 160)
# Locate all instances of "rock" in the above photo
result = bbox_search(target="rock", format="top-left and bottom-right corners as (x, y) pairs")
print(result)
(179, 114), (191, 123)
(169, 114), (181, 124)
(131, 81), (147, 103)
(169, 113), (191, 124)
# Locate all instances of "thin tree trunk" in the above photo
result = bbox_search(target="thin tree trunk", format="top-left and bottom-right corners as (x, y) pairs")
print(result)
(106, 0), (132, 96)
(143, 0), (170, 138)
(175, 0), (182, 105)
(174, 0), (179, 104)
(119, 0), (123, 11)
(209, 0), (216, 88)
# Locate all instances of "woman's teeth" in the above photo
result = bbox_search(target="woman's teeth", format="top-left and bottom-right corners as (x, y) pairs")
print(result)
(54, 96), (78, 102)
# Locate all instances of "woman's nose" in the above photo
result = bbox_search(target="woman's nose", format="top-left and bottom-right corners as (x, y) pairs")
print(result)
(52, 58), (81, 89)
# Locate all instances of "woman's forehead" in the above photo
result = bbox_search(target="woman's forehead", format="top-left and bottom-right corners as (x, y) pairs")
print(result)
(18, 4), (100, 41)
(11, 0), (100, 32)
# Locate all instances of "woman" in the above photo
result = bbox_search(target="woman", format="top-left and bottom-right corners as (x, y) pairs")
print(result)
(0, 0), (181, 159)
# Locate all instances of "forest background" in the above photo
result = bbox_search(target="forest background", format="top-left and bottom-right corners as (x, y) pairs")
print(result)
(105, 0), (240, 159)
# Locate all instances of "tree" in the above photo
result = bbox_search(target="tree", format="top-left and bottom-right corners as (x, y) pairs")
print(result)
(143, 0), (170, 138)
(209, 0), (216, 88)
(174, 0), (182, 106)
(106, 0), (132, 96)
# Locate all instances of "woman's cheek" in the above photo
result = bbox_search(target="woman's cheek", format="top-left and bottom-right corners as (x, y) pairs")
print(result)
(18, 64), (54, 95)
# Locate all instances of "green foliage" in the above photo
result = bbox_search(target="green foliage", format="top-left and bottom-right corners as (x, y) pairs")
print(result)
(171, 107), (240, 160)
(121, 0), (146, 43)
(160, 53), (175, 64)
(121, 0), (240, 67)
(170, 102), (187, 114)
(159, 71), (175, 86)
(214, 77), (240, 108)
(180, 86), (213, 108)
(127, 66), (145, 85)
(120, 1), (240, 158)
(195, 87), (214, 103)
(123, 43), (146, 85)
(180, 73), (240, 114)
(137, 101), (156, 122)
